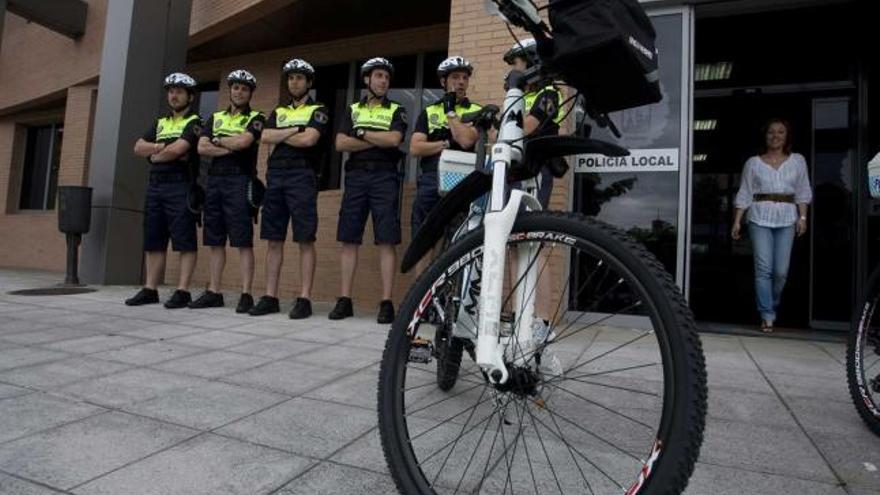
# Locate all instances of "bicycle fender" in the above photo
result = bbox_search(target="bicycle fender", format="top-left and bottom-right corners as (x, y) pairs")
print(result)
(401, 170), (492, 273)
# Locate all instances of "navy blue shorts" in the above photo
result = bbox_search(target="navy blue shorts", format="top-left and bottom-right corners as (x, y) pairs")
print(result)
(260, 168), (318, 243)
(337, 168), (401, 245)
(203, 174), (253, 248)
(143, 182), (198, 252)
(411, 171), (440, 241)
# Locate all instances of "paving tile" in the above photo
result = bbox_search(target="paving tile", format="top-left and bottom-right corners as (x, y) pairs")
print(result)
(291, 345), (381, 371)
(0, 393), (105, 443)
(0, 327), (104, 346)
(0, 383), (31, 400)
(699, 419), (837, 483)
(226, 338), (325, 360)
(217, 398), (376, 458)
(0, 357), (131, 390)
(684, 462), (846, 495)
(0, 474), (68, 494)
(41, 335), (145, 355)
(303, 366), (379, 410)
(167, 330), (260, 349)
(57, 368), (210, 408)
(73, 433), (312, 495)
(89, 342), (206, 366)
(0, 347), (70, 372)
(222, 359), (349, 396)
(123, 382), (287, 430)
(810, 431), (880, 490)
(0, 412), (195, 490)
(118, 324), (207, 341)
(275, 462), (396, 495)
(152, 350), (274, 379)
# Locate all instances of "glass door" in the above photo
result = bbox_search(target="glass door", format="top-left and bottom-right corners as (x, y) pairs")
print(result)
(810, 96), (856, 330)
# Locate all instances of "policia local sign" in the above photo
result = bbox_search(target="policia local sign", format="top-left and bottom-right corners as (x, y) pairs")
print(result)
(575, 148), (680, 173)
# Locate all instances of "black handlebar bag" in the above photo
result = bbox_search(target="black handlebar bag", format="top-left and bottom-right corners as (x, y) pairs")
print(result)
(543, 0), (662, 113)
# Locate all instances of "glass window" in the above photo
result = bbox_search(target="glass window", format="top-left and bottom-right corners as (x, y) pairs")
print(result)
(312, 63), (352, 190)
(19, 124), (63, 211)
(572, 13), (685, 312)
(195, 82), (219, 117)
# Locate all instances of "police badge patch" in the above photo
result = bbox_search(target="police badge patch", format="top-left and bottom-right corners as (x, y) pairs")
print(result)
(314, 110), (329, 124)
(430, 113), (439, 124)
(278, 114), (287, 124)
(252, 120), (263, 131)
(214, 119), (223, 129)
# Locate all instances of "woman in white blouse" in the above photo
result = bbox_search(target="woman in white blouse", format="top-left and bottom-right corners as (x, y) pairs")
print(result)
(732, 118), (812, 332)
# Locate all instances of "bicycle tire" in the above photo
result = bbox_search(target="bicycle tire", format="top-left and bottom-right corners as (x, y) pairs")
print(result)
(847, 266), (880, 436)
(378, 212), (707, 494)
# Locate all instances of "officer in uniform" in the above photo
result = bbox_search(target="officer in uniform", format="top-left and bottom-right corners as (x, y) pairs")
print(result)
(190, 69), (265, 313)
(409, 56), (481, 275)
(126, 73), (202, 309)
(504, 38), (565, 208)
(332, 57), (408, 323)
(248, 58), (330, 319)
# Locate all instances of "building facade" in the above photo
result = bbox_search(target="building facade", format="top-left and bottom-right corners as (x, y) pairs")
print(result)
(0, 0), (876, 329)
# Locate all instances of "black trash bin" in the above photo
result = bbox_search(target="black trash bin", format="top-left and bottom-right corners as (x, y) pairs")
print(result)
(57, 186), (93, 285)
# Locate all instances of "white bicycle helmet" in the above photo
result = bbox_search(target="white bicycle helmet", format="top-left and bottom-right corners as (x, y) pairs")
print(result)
(163, 72), (197, 91)
(227, 69), (257, 89)
(437, 56), (474, 78)
(361, 57), (394, 78)
(282, 58), (315, 80)
(503, 38), (539, 66)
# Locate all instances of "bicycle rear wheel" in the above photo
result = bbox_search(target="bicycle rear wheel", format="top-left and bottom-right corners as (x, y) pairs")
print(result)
(847, 267), (880, 436)
(378, 212), (707, 494)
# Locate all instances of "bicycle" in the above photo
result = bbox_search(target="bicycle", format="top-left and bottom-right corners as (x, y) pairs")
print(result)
(378, 1), (707, 493)
(848, 264), (880, 436)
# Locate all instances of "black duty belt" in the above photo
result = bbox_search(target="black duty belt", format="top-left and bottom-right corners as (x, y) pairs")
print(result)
(209, 164), (250, 176)
(268, 158), (314, 170)
(149, 172), (188, 184)
(754, 193), (795, 203)
(346, 161), (397, 172)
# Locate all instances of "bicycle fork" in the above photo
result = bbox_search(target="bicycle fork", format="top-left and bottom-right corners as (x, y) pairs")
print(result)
(476, 142), (542, 385)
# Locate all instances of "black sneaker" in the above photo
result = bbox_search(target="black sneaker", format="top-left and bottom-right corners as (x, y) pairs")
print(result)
(289, 297), (312, 320)
(125, 288), (159, 306)
(377, 299), (395, 324)
(164, 290), (192, 309)
(236, 293), (254, 314)
(328, 297), (354, 320)
(248, 295), (280, 316)
(188, 290), (224, 309)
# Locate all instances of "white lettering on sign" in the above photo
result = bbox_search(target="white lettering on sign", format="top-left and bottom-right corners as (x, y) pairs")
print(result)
(575, 148), (680, 173)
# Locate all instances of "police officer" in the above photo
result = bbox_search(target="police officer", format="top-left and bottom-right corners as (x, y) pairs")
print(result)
(409, 56), (481, 275)
(332, 57), (408, 323)
(189, 70), (265, 313)
(504, 38), (565, 208)
(248, 58), (330, 319)
(125, 73), (202, 308)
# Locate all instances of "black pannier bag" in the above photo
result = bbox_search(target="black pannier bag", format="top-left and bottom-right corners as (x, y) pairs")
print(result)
(540, 0), (662, 113)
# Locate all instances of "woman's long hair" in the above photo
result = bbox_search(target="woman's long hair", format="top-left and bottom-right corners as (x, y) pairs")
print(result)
(760, 117), (793, 155)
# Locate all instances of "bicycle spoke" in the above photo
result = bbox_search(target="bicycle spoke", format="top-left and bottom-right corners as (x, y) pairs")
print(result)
(534, 398), (641, 463)
(434, 386), (493, 488)
(526, 403), (626, 491)
(541, 380), (655, 430)
(562, 376), (660, 398)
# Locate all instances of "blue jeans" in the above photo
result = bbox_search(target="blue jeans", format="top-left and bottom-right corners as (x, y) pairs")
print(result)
(748, 222), (796, 323)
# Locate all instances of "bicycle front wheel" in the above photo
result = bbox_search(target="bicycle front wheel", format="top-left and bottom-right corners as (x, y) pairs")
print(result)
(378, 212), (707, 494)
(847, 267), (880, 436)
